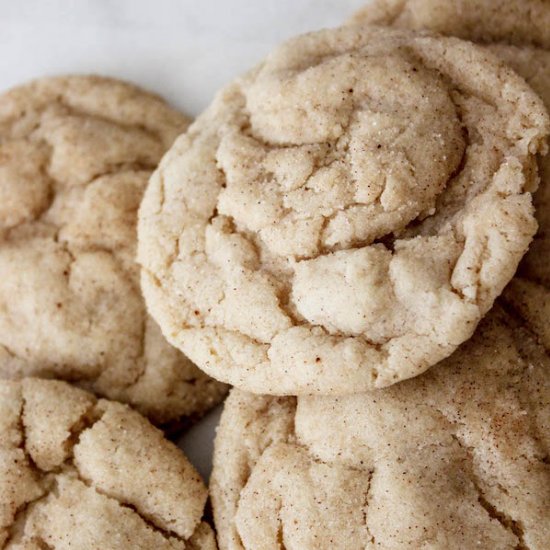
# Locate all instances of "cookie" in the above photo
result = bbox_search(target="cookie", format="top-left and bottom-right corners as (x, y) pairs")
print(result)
(0, 378), (215, 549)
(211, 296), (550, 549)
(350, 0), (550, 49)
(138, 25), (548, 395)
(0, 76), (227, 425)
(351, 0), (550, 367)
(485, 46), (550, 350)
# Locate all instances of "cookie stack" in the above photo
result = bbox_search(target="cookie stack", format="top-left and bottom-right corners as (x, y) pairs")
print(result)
(1, 0), (550, 549)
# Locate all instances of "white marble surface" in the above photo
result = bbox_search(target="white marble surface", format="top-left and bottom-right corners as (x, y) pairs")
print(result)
(1, 0), (367, 115)
(0, 0), (368, 480)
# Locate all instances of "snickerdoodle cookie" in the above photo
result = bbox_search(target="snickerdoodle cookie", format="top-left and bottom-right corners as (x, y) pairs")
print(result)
(0, 378), (215, 549)
(0, 76), (227, 425)
(138, 25), (548, 394)
(211, 293), (550, 550)
(351, 0), (550, 49)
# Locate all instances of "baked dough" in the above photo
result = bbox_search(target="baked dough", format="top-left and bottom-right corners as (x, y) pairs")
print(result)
(0, 76), (227, 424)
(351, 0), (550, 380)
(138, 25), (548, 394)
(0, 378), (216, 549)
(351, 0), (550, 49)
(211, 297), (550, 549)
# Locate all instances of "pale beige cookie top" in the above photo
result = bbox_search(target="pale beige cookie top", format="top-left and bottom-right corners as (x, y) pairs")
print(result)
(0, 75), (227, 425)
(350, 0), (550, 48)
(139, 25), (549, 395)
(351, 0), (550, 372)
(211, 294), (550, 550)
(0, 378), (216, 549)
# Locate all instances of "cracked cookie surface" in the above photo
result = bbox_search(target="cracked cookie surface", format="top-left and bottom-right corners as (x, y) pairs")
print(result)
(351, 0), (550, 358)
(138, 25), (549, 394)
(0, 377), (216, 549)
(211, 290), (550, 550)
(0, 75), (227, 424)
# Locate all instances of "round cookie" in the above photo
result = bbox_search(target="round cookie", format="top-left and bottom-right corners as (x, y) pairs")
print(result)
(138, 25), (549, 395)
(351, 0), (550, 364)
(0, 76), (227, 425)
(0, 378), (215, 549)
(211, 295), (550, 550)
